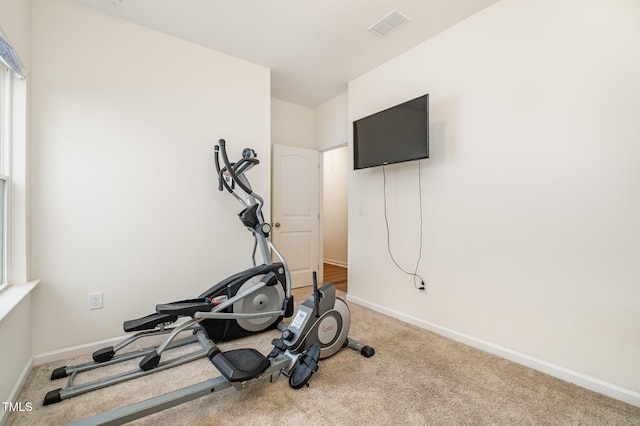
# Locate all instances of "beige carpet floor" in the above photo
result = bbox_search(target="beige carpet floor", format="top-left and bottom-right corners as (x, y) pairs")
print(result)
(6, 289), (640, 425)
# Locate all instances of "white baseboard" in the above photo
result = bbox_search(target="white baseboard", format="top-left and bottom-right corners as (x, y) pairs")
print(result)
(33, 335), (125, 366)
(0, 357), (33, 426)
(346, 294), (640, 409)
(323, 259), (348, 268)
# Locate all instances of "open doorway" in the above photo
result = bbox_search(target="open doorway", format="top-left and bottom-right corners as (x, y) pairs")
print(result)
(322, 145), (348, 292)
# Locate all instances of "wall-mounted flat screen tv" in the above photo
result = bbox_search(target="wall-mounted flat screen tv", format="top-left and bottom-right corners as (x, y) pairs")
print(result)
(353, 94), (429, 170)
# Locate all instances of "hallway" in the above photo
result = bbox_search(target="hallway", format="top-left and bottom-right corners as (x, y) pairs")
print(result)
(323, 263), (347, 292)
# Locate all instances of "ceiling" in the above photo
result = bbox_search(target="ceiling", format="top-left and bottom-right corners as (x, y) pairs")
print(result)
(71, 0), (500, 107)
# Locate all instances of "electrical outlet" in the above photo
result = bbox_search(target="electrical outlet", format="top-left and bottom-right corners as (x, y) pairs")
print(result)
(89, 292), (103, 310)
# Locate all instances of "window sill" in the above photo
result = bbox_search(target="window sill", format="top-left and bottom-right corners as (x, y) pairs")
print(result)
(0, 279), (40, 323)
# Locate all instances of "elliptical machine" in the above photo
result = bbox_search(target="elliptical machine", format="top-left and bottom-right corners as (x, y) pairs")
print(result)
(45, 140), (294, 405)
(69, 271), (375, 426)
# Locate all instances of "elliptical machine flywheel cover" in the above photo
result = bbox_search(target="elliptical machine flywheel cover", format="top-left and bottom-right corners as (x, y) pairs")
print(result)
(233, 275), (285, 332)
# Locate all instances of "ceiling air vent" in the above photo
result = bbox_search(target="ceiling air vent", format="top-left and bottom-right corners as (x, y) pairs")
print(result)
(368, 10), (410, 37)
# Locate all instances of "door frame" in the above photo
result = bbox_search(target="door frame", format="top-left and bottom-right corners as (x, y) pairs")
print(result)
(271, 142), (348, 287)
(319, 143), (349, 284)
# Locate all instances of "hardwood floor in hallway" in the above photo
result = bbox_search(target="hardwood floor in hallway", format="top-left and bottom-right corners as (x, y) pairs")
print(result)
(323, 263), (347, 293)
(291, 263), (347, 301)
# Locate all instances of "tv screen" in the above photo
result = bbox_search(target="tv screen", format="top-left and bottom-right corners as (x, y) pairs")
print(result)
(353, 94), (429, 170)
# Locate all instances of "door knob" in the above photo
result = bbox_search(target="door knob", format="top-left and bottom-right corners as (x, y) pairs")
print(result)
(274, 222), (281, 228)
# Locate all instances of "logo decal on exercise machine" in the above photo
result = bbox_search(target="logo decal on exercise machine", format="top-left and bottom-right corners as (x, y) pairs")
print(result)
(318, 317), (338, 344)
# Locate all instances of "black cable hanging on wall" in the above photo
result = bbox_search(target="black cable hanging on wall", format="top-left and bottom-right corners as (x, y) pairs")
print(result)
(382, 161), (426, 290)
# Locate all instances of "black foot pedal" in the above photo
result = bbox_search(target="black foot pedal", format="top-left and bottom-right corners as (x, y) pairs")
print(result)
(289, 343), (320, 389)
(139, 350), (160, 371)
(211, 348), (270, 383)
(123, 313), (178, 332)
(43, 388), (62, 405)
(92, 346), (115, 363)
(50, 367), (68, 380)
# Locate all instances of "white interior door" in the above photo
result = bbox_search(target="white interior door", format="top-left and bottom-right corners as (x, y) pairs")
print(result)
(272, 144), (320, 288)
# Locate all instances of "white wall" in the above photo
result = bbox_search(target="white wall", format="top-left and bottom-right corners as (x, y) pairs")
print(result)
(348, 0), (640, 400)
(323, 146), (348, 266)
(315, 92), (348, 150)
(30, 0), (271, 354)
(0, 1), (31, 63)
(0, 295), (32, 412)
(0, 0), (32, 411)
(272, 92), (347, 151)
(271, 98), (315, 149)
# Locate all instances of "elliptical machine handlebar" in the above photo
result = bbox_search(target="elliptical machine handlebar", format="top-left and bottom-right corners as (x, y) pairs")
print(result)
(213, 145), (229, 193)
(215, 139), (258, 196)
(213, 138), (280, 274)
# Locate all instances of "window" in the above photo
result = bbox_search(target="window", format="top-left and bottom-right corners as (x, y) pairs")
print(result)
(0, 64), (10, 286)
(0, 29), (29, 298)
(0, 64), (13, 285)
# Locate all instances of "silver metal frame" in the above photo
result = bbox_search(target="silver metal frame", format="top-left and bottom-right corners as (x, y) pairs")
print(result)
(67, 353), (296, 426)
(58, 330), (215, 402)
